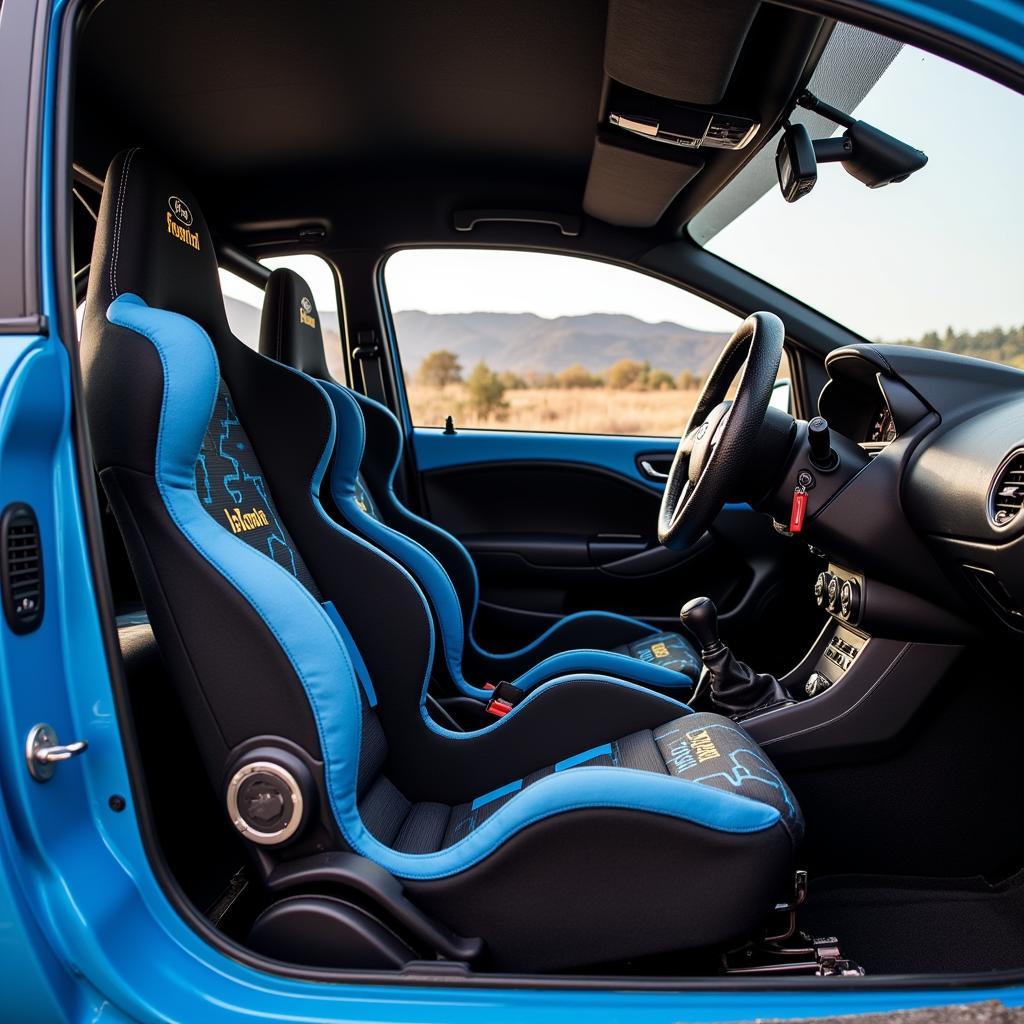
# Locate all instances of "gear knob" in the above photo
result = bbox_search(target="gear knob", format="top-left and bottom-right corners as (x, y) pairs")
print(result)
(680, 596), (723, 656)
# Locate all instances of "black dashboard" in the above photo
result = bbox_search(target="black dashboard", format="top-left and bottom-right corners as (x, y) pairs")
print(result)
(773, 342), (1024, 638)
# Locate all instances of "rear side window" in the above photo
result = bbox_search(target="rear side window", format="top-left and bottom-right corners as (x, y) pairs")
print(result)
(219, 254), (347, 381)
(383, 249), (783, 437)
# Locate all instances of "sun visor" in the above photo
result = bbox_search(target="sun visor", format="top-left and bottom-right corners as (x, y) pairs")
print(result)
(605, 0), (760, 105)
(583, 137), (703, 228)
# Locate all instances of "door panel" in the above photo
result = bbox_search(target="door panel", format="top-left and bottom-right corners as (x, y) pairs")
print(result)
(413, 427), (679, 495)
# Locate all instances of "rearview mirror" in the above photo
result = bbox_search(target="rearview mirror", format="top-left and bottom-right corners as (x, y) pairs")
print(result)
(775, 94), (928, 203)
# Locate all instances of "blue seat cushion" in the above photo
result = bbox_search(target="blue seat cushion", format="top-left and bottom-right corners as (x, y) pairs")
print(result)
(359, 711), (803, 855)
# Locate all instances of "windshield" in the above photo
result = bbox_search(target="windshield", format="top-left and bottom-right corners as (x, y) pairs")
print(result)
(698, 31), (1024, 367)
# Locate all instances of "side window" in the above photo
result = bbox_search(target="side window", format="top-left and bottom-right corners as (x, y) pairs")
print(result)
(384, 249), (788, 437)
(219, 253), (347, 382)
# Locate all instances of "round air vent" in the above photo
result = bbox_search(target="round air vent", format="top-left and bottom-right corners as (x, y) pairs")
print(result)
(989, 450), (1024, 529)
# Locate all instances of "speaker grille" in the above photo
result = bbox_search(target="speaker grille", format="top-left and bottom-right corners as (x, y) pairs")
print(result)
(2, 503), (43, 634)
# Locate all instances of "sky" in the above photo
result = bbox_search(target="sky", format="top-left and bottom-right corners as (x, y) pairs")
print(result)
(221, 43), (1023, 343)
(708, 45), (1024, 341)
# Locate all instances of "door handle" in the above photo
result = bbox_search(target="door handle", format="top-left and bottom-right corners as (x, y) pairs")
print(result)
(639, 459), (670, 481)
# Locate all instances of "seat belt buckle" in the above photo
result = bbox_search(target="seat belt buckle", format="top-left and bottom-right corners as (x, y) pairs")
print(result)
(483, 681), (525, 718)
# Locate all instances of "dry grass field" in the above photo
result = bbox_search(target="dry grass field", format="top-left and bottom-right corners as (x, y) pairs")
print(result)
(408, 384), (704, 436)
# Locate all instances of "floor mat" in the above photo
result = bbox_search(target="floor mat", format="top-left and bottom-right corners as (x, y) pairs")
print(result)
(801, 871), (1024, 974)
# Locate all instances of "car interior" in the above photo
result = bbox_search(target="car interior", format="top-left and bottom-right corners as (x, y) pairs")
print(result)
(51, 0), (1024, 987)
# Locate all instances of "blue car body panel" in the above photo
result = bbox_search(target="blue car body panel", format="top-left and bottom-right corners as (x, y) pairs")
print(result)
(1, 0), (1023, 1020)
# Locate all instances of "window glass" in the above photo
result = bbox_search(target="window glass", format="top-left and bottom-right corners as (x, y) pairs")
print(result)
(385, 249), (784, 436)
(218, 254), (347, 381)
(701, 36), (1024, 366)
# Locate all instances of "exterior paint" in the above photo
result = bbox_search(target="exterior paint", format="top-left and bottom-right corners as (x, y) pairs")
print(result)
(0, 0), (1022, 1020)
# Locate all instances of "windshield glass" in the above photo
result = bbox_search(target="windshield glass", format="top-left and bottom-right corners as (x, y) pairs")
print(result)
(699, 33), (1024, 367)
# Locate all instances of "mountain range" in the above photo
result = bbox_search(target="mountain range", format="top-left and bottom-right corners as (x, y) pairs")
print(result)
(223, 297), (729, 378)
(392, 310), (729, 376)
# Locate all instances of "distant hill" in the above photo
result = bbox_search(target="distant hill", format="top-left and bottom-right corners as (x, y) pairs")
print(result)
(393, 310), (729, 376)
(222, 298), (728, 378)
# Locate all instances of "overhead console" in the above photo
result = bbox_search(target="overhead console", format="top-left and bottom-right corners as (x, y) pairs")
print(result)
(608, 86), (759, 152)
(583, 0), (828, 227)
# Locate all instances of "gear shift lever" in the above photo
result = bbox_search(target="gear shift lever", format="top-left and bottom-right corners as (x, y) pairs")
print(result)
(680, 597), (789, 716)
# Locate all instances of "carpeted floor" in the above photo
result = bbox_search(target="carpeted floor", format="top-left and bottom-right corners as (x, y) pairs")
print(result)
(800, 870), (1024, 974)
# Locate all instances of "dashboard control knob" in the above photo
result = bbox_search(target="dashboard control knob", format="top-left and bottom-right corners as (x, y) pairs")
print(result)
(826, 574), (840, 612)
(805, 672), (831, 697)
(807, 417), (839, 471)
(814, 572), (830, 607)
(840, 579), (861, 621)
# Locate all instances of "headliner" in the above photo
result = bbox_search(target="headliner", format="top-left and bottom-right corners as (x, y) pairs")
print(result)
(74, 0), (829, 247)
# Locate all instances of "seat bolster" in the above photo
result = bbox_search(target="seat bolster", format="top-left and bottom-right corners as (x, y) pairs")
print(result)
(352, 764), (781, 884)
(320, 382), (483, 696)
(512, 648), (694, 692)
(466, 609), (658, 679)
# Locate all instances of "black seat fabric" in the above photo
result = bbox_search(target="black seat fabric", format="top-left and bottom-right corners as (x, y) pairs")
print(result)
(81, 148), (801, 971)
(258, 267), (702, 699)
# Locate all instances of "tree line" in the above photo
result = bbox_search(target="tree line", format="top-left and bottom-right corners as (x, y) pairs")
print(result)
(889, 325), (1024, 368)
(416, 350), (704, 393)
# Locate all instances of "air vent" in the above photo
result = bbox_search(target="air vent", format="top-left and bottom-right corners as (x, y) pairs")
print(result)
(990, 451), (1024, 529)
(2, 503), (44, 634)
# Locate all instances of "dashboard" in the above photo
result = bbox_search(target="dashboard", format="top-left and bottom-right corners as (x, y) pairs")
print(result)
(781, 342), (1024, 637)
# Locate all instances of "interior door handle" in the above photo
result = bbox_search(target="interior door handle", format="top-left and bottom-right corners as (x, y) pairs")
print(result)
(639, 459), (670, 481)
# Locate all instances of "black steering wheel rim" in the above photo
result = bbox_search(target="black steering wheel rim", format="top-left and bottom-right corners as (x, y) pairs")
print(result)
(658, 312), (785, 550)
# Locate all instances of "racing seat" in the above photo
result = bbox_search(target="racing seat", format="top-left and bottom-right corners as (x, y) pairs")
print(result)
(258, 267), (702, 700)
(81, 148), (802, 971)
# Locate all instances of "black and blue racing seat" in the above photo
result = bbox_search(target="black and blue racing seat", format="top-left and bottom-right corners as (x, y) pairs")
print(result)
(81, 149), (801, 970)
(258, 268), (701, 701)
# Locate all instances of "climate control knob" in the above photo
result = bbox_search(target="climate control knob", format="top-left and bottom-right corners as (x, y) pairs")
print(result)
(840, 579), (861, 621)
(814, 572), (830, 607)
(826, 574), (840, 613)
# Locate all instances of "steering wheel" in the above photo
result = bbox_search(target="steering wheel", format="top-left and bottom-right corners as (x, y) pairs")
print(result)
(658, 312), (785, 550)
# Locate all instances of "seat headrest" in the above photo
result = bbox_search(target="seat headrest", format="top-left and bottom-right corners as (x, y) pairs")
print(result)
(258, 268), (332, 379)
(83, 147), (230, 341)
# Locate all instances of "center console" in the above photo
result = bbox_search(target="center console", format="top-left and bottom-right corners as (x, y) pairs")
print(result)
(737, 562), (969, 761)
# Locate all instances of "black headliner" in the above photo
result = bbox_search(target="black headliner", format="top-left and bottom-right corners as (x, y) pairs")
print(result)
(77, 1), (607, 187)
(74, 0), (828, 249)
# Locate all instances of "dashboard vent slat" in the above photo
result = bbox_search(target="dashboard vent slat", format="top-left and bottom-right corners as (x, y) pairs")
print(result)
(990, 453), (1024, 528)
(2, 504), (44, 634)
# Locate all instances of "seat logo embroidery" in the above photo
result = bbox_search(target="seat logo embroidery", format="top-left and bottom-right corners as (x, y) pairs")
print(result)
(166, 196), (200, 250)
(299, 296), (316, 329)
(223, 506), (270, 534)
(651, 641), (670, 659)
(168, 196), (193, 226)
(663, 727), (721, 774)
